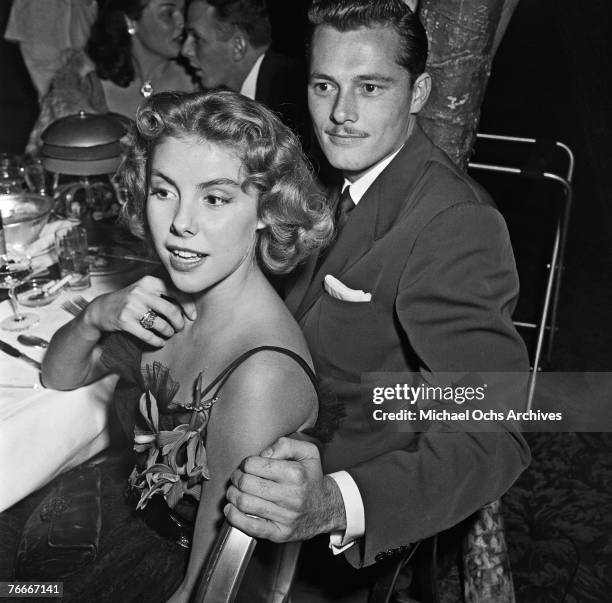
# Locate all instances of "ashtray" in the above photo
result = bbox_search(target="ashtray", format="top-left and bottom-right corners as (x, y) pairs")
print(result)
(16, 278), (63, 307)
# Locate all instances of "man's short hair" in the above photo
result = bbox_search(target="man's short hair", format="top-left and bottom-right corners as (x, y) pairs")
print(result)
(308, 0), (428, 82)
(204, 0), (271, 48)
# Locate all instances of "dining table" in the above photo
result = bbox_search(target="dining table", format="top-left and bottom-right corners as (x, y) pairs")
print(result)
(0, 220), (152, 512)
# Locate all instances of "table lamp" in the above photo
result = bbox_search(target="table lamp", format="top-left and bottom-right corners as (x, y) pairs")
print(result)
(40, 112), (127, 221)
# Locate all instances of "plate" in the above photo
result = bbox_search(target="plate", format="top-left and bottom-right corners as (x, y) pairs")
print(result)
(88, 245), (136, 276)
(16, 278), (62, 307)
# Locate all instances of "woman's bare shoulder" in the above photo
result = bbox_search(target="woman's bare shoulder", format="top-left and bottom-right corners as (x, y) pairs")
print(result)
(212, 339), (318, 435)
(240, 291), (312, 363)
(202, 283), (318, 433)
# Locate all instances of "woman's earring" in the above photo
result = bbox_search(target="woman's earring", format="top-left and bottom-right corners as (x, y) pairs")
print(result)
(125, 17), (136, 36)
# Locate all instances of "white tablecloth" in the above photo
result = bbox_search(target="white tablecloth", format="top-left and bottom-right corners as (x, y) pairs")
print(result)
(0, 266), (147, 511)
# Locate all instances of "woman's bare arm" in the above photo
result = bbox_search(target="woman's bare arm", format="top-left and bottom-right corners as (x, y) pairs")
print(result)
(41, 310), (109, 390)
(169, 351), (317, 600)
(41, 275), (196, 390)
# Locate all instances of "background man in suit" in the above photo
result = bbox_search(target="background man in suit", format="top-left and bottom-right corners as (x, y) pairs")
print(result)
(181, 0), (309, 143)
(224, 1), (530, 600)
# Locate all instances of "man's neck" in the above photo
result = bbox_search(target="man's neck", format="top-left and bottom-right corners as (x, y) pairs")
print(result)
(234, 45), (268, 92)
(344, 116), (417, 186)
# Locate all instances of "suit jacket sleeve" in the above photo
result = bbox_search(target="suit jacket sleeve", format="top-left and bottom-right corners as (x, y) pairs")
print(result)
(343, 202), (531, 568)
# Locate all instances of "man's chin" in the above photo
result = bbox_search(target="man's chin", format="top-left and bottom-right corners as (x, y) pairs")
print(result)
(326, 151), (372, 177)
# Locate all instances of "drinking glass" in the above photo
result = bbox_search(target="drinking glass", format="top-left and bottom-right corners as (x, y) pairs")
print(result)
(54, 225), (91, 290)
(0, 253), (39, 331)
(0, 153), (26, 194)
(23, 158), (48, 196)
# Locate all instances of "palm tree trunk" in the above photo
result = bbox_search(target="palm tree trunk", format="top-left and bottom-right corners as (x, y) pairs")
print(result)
(419, 0), (520, 169)
(416, 2), (521, 601)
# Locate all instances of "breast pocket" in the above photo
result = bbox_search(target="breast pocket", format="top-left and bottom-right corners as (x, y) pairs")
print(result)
(307, 293), (391, 378)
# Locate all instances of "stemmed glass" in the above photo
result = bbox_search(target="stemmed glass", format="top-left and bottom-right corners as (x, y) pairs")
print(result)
(0, 253), (39, 331)
(0, 153), (25, 194)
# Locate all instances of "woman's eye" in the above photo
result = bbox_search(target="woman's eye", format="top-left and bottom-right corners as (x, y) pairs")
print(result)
(149, 188), (172, 200)
(205, 195), (229, 207)
(313, 82), (333, 94)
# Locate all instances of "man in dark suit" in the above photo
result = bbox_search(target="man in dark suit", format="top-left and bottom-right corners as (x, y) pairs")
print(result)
(181, 0), (309, 143)
(224, 1), (530, 600)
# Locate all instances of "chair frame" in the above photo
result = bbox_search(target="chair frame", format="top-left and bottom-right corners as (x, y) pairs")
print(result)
(468, 132), (574, 409)
(192, 523), (256, 603)
(191, 522), (302, 603)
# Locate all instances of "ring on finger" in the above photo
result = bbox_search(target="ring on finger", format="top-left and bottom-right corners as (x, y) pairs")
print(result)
(139, 309), (158, 330)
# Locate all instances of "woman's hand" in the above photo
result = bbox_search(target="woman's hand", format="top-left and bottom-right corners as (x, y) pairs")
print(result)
(82, 275), (197, 347)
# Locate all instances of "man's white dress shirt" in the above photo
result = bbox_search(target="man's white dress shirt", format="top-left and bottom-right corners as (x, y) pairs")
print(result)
(239, 52), (265, 100)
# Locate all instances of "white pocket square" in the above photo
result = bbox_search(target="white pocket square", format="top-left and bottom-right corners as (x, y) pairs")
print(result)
(324, 275), (372, 302)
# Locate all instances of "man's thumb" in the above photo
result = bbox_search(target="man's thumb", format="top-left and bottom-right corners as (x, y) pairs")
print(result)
(261, 436), (318, 461)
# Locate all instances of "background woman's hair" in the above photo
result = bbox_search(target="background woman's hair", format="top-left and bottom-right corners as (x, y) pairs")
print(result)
(86, 0), (147, 87)
(118, 90), (333, 274)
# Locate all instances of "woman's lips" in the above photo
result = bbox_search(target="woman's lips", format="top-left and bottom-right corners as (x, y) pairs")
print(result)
(167, 248), (207, 271)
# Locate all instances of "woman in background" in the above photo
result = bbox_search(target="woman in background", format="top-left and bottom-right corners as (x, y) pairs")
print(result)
(26, 0), (196, 154)
(37, 90), (332, 601)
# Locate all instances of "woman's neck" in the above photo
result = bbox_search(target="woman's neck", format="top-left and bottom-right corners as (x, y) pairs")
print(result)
(191, 262), (269, 335)
(130, 38), (173, 94)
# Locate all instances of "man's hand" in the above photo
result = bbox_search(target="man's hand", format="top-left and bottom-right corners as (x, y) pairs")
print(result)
(224, 436), (346, 542)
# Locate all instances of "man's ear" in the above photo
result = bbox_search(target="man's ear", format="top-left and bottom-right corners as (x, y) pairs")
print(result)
(409, 72), (431, 114)
(232, 30), (248, 61)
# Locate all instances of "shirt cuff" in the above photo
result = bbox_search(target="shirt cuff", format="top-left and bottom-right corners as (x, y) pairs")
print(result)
(327, 471), (365, 555)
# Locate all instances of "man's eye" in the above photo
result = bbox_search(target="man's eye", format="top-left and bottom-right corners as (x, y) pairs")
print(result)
(362, 84), (380, 94)
(205, 195), (229, 207)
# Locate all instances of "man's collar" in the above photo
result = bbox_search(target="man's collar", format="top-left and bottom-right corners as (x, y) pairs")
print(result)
(342, 144), (404, 205)
(239, 51), (266, 100)
(342, 115), (423, 204)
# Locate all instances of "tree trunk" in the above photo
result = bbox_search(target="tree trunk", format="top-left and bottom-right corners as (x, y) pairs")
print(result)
(415, 2), (521, 602)
(418, 0), (520, 169)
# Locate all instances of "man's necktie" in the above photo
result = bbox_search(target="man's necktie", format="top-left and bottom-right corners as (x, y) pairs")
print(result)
(335, 186), (355, 231)
(313, 186), (355, 274)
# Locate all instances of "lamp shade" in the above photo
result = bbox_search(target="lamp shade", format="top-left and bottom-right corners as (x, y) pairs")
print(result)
(40, 112), (127, 176)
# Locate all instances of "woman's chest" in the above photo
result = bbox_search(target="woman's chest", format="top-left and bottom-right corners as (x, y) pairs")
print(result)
(101, 80), (143, 119)
(141, 339), (209, 404)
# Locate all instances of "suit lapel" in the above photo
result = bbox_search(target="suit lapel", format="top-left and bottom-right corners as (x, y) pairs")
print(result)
(285, 186), (342, 315)
(293, 124), (435, 322)
(254, 51), (272, 105)
(285, 253), (318, 315)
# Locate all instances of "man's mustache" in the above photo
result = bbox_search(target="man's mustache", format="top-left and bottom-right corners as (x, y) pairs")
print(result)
(325, 127), (369, 138)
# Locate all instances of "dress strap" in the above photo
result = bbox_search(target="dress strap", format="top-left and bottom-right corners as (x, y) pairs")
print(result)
(200, 346), (319, 404)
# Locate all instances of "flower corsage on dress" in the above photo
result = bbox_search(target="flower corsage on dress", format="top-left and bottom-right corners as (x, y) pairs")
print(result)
(128, 362), (216, 510)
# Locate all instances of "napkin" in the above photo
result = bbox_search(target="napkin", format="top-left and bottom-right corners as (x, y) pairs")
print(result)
(26, 218), (74, 258)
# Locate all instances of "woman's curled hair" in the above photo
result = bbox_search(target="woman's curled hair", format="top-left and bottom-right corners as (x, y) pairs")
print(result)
(87, 0), (146, 87)
(117, 90), (334, 274)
